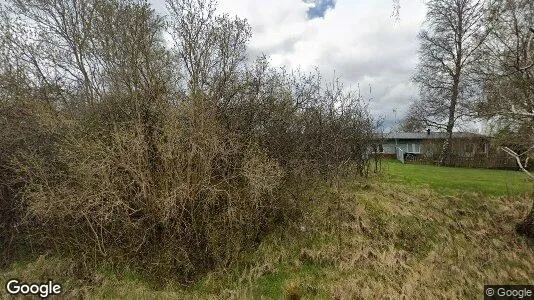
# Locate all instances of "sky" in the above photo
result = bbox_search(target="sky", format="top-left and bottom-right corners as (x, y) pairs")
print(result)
(149, 0), (427, 129)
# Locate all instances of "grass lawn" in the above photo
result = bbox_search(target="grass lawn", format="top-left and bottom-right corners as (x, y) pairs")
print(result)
(2, 164), (534, 299)
(384, 159), (534, 196)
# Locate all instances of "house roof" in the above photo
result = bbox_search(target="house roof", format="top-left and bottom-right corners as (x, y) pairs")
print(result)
(380, 132), (489, 140)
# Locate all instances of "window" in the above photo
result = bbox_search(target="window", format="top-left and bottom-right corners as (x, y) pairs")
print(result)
(408, 143), (421, 153)
(478, 142), (488, 153)
(464, 143), (475, 156)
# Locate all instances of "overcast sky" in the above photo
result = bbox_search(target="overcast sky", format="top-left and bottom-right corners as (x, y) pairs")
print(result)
(149, 0), (427, 129)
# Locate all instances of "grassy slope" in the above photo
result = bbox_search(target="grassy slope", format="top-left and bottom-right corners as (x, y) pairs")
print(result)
(2, 163), (534, 299)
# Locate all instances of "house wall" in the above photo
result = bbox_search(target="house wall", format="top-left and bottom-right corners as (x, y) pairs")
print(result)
(421, 138), (489, 159)
(379, 135), (516, 169)
(381, 137), (490, 157)
(382, 143), (396, 154)
(381, 140), (422, 154)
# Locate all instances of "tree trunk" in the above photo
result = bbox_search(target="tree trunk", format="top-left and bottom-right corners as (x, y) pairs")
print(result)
(440, 133), (453, 166)
(439, 6), (464, 166)
(440, 83), (458, 166)
(440, 51), (461, 166)
(516, 200), (534, 238)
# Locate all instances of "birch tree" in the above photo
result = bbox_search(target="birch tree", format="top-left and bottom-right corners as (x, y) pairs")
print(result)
(412, 0), (489, 165)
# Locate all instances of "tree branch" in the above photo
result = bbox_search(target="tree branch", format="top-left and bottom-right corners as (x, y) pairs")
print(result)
(501, 146), (534, 180)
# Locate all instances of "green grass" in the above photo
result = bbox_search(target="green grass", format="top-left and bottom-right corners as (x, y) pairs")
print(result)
(2, 164), (534, 299)
(384, 159), (533, 196)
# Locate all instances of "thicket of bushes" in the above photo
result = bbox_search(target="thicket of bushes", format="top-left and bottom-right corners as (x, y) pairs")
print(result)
(0, 0), (375, 279)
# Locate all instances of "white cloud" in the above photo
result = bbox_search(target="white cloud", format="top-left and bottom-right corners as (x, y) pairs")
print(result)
(150, 0), (427, 129)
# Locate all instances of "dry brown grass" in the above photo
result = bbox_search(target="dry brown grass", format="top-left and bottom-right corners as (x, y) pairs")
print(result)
(284, 180), (533, 299)
(3, 175), (533, 299)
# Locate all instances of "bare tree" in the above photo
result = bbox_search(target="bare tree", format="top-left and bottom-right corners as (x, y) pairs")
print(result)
(166, 0), (250, 101)
(0, 0), (376, 277)
(400, 102), (432, 132)
(478, 0), (534, 236)
(412, 0), (489, 165)
(480, 1), (534, 119)
(4, 0), (103, 104)
(480, 0), (534, 169)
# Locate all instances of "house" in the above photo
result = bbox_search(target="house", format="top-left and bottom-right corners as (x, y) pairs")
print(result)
(377, 130), (491, 162)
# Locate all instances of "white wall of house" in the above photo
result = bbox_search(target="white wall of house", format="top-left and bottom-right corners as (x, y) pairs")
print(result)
(382, 140), (422, 154)
(382, 143), (397, 154)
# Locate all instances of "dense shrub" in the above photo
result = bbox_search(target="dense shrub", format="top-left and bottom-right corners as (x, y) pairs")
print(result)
(0, 0), (375, 279)
(0, 99), (66, 267)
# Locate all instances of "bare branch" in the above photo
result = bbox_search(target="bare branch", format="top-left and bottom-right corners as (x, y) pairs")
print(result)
(501, 146), (534, 180)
